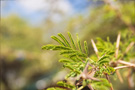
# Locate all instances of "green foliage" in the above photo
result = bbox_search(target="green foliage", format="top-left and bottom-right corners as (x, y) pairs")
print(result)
(42, 32), (135, 90)
(42, 33), (88, 80)
(47, 87), (66, 90)
(68, 32), (76, 49)
(57, 81), (75, 89)
(91, 78), (111, 90)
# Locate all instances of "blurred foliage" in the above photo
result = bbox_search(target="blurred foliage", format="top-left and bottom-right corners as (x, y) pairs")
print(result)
(0, 0), (135, 90)
(1, 15), (43, 51)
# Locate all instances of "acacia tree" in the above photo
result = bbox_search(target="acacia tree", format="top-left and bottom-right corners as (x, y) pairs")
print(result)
(42, 31), (135, 90)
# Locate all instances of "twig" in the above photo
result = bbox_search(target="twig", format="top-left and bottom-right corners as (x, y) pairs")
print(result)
(115, 33), (124, 83)
(115, 33), (121, 58)
(127, 68), (134, 88)
(117, 60), (135, 67)
(116, 70), (123, 83)
(86, 75), (100, 81)
(83, 62), (89, 74)
(105, 74), (114, 90)
(91, 39), (99, 59)
(87, 84), (94, 90)
(125, 42), (135, 54)
(114, 66), (130, 70)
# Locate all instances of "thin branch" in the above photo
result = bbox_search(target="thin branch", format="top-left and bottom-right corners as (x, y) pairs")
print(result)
(114, 66), (130, 70)
(118, 60), (135, 67)
(127, 68), (134, 88)
(125, 42), (135, 54)
(115, 33), (121, 58)
(116, 70), (123, 83)
(105, 73), (114, 90)
(91, 39), (99, 59)
(114, 33), (124, 83)
(87, 84), (94, 90)
(83, 62), (89, 74)
(86, 75), (100, 81)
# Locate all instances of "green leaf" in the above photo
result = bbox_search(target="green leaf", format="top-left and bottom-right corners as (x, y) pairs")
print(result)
(57, 81), (74, 89)
(98, 55), (109, 62)
(42, 44), (55, 50)
(58, 33), (71, 47)
(59, 59), (71, 63)
(65, 71), (77, 79)
(91, 78), (111, 90)
(42, 45), (72, 50)
(76, 34), (82, 52)
(107, 51), (115, 55)
(47, 87), (66, 90)
(98, 59), (109, 65)
(84, 41), (89, 56)
(51, 36), (66, 46)
(107, 67), (115, 74)
(54, 46), (72, 50)
(69, 53), (77, 58)
(68, 53), (87, 59)
(63, 64), (74, 70)
(60, 50), (77, 55)
(68, 32), (76, 49)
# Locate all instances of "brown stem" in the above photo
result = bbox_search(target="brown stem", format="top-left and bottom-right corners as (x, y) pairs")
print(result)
(125, 42), (135, 54)
(118, 60), (135, 67)
(127, 68), (134, 88)
(91, 39), (99, 59)
(116, 70), (123, 83)
(114, 33), (124, 83)
(105, 74), (114, 90)
(87, 84), (94, 90)
(115, 33), (121, 58)
(86, 75), (100, 81)
(114, 66), (130, 70)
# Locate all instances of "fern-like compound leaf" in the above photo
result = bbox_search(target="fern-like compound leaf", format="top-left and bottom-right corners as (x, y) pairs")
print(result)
(84, 41), (89, 56)
(76, 34), (83, 52)
(58, 33), (71, 47)
(51, 36), (66, 46)
(68, 32), (76, 49)
(60, 50), (77, 55)
(42, 45), (71, 50)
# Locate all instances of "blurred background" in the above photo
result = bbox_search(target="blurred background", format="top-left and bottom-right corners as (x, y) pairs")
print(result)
(0, 0), (135, 90)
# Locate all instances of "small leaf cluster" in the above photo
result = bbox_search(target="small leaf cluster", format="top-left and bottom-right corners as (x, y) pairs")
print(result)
(42, 32), (89, 79)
